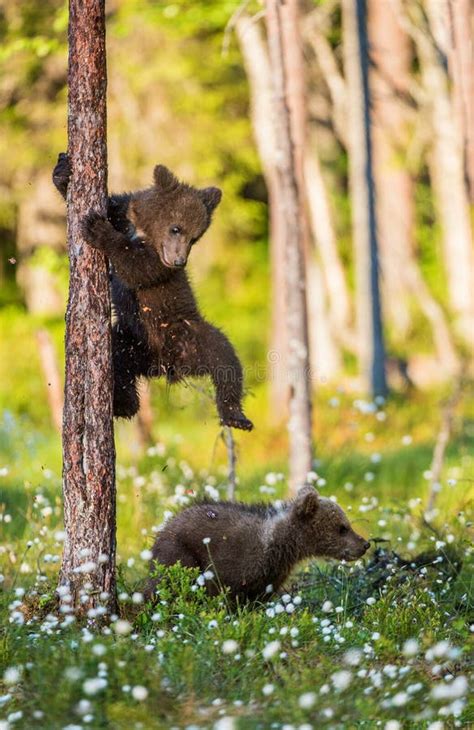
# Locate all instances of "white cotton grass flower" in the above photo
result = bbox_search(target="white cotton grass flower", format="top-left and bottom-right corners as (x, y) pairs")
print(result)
(343, 648), (362, 666)
(331, 670), (352, 691)
(322, 600), (333, 613)
(298, 692), (316, 709)
(131, 685), (148, 701)
(82, 677), (107, 696)
(391, 691), (409, 707)
(213, 718), (236, 730)
(92, 644), (106, 657)
(384, 722), (401, 730)
(140, 549), (153, 561)
(3, 667), (22, 686)
(431, 676), (468, 700)
(222, 640), (239, 655)
(113, 619), (132, 636)
(132, 592), (144, 604)
(262, 640), (281, 660)
(262, 683), (274, 696)
(402, 638), (419, 657)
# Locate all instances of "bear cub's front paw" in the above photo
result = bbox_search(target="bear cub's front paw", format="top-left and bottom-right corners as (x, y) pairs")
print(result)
(81, 211), (113, 249)
(52, 152), (71, 197)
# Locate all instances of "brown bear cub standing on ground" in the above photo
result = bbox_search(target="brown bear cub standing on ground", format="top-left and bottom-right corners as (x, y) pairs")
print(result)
(147, 487), (370, 602)
(52, 153), (253, 431)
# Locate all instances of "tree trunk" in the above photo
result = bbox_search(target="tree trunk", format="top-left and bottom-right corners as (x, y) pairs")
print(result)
(235, 14), (288, 413)
(59, 0), (117, 615)
(280, 0), (342, 381)
(416, 0), (474, 344)
(369, 0), (414, 335)
(37, 329), (63, 433)
(343, 0), (387, 398)
(136, 382), (154, 448)
(447, 0), (474, 203)
(304, 150), (352, 347)
(237, 12), (342, 405)
(265, 0), (313, 493)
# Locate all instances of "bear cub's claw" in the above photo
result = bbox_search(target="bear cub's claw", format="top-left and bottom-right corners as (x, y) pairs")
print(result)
(221, 413), (254, 431)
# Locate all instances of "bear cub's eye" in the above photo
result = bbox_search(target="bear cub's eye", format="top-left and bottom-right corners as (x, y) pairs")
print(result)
(339, 525), (348, 535)
(170, 225), (181, 235)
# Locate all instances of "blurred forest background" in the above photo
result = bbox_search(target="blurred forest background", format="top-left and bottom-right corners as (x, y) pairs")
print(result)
(0, 0), (473, 474)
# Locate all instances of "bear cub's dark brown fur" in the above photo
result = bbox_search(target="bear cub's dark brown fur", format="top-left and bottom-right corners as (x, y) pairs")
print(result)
(53, 153), (252, 431)
(147, 487), (370, 602)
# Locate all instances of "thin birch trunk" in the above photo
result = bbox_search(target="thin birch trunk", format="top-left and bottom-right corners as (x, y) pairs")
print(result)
(59, 0), (117, 615)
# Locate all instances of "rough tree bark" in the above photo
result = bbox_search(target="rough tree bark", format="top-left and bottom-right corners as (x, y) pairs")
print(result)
(265, 0), (313, 493)
(343, 0), (387, 398)
(58, 0), (117, 614)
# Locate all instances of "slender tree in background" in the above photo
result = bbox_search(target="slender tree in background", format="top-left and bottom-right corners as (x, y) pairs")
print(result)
(447, 0), (474, 204)
(237, 9), (341, 394)
(406, 0), (474, 345)
(265, 0), (313, 493)
(343, 0), (387, 398)
(370, 0), (459, 377)
(280, 0), (341, 381)
(369, 0), (413, 335)
(59, 0), (117, 613)
(235, 14), (288, 412)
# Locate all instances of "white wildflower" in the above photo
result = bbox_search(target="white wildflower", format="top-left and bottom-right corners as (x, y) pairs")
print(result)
(331, 670), (352, 691)
(82, 677), (107, 696)
(113, 619), (132, 636)
(131, 685), (148, 701)
(298, 692), (316, 709)
(431, 676), (467, 700)
(222, 640), (239, 655)
(3, 668), (21, 686)
(262, 641), (281, 660)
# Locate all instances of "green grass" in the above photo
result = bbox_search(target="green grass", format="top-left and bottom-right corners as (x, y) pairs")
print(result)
(0, 306), (473, 728)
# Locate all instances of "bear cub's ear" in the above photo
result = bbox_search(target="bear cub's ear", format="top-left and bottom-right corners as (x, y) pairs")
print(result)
(199, 187), (222, 215)
(153, 165), (179, 192)
(294, 486), (320, 519)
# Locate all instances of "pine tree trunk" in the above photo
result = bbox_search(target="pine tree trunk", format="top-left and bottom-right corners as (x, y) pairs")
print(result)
(265, 0), (313, 493)
(343, 0), (387, 399)
(59, 0), (117, 615)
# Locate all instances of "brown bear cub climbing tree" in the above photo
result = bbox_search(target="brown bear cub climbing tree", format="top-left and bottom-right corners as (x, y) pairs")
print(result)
(53, 154), (253, 431)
